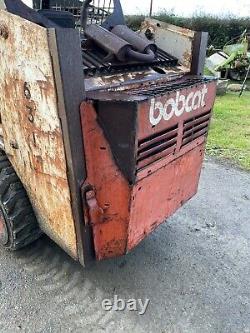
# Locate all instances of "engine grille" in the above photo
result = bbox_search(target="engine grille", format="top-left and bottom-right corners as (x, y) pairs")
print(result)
(182, 111), (211, 147)
(82, 47), (178, 77)
(136, 110), (212, 172)
(136, 124), (178, 171)
(127, 77), (211, 97)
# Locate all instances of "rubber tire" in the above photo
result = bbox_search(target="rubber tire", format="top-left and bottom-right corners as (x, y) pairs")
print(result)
(0, 154), (42, 250)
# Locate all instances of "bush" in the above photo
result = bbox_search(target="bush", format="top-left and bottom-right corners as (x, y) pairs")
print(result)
(126, 13), (250, 49)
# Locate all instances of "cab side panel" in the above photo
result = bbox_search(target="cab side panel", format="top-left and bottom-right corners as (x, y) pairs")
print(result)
(0, 11), (77, 257)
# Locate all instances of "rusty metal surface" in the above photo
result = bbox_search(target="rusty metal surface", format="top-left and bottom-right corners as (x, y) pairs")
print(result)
(136, 79), (217, 140)
(88, 76), (215, 179)
(0, 10), (78, 258)
(128, 144), (206, 250)
(48, 28), (93, 266)
(86, 74), (211, 100)
(80, 101), (208, 260)
(3, 0), (57, 27)
(135, 80), (217, 172)
(81, 101), (130, 260)
(108, 76), (215, 96)
(95, 100), (137, 183)
(82, 77), (217, 260)
(141, 18), (195, 70)
(87, 78), (216, 182)
(84, 68), (186, 93)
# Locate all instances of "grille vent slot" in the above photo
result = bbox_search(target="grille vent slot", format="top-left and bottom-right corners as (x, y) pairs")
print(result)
(182, 110), (211, 147)
(127, 78), (210, 97)
(136, 124), (178, 171)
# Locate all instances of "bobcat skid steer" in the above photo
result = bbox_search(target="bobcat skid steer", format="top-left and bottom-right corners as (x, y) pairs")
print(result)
(0, 0), (217, 266)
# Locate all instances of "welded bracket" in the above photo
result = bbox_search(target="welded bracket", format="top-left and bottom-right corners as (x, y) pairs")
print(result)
(82, 185), (104, 226)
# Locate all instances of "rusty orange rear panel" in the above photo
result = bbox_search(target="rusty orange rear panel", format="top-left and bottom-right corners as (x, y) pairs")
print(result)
(81, 79), (217, 260)
(128, 145), (205, 249)
(81, 102), (130, 260)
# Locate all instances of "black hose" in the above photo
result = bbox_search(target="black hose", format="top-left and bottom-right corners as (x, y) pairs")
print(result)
(127, 48), (155, 62)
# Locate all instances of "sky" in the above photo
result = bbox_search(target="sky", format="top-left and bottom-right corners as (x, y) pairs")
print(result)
(120, 0), (250, 17)
(22, 0), (250, 17)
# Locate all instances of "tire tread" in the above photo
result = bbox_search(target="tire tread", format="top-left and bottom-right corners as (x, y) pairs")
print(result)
(0, 153), (42, 250)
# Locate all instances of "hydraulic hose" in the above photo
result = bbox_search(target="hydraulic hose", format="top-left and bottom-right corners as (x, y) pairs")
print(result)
(127, 48), (155, 62)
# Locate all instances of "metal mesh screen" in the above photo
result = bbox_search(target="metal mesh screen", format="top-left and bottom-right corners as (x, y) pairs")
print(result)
(33, 0), (114, 26)
(86, 0), (114, 25)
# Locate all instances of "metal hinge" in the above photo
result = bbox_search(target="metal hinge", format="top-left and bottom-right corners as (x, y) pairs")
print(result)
(82, 185), (104, 226)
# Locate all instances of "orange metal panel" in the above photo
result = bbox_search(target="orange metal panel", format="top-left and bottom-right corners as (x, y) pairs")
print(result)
(80, 100), (207, 260)
(128, 144), (205, 250)
(137, 82), (217, 140)
(81, 102), (131, 260)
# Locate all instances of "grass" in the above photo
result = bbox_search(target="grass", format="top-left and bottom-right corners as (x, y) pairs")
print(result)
(207, 91), (250, 171)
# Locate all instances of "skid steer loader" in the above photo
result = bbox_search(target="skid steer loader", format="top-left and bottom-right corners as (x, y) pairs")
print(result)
(0, 0), (217, 266)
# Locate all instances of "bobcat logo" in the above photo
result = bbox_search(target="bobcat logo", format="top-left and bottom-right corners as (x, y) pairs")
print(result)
(149, 85), (208, 126)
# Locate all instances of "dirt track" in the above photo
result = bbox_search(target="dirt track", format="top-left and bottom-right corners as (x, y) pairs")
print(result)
(0, 158), (250, 333)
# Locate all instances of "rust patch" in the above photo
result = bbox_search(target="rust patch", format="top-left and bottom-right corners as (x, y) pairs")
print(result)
(140, 18), (195, 69)
(81, 79), (216, 260)
(0, 22), (8, 39)
(183, 50), (192, 67)
(81, 102), (130, 260)
(128, 145), (205, 250)
(0, 11), (78, 258)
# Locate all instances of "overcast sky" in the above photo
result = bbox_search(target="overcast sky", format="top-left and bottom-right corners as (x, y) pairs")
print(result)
(120, 0), (250, 17)
(23, 0), (250, 17)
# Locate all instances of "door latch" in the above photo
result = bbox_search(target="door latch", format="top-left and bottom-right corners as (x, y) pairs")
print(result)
(82, 185), (104, 226)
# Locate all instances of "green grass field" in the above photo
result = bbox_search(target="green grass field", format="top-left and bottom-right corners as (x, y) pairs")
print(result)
(207, 91), (250, 171)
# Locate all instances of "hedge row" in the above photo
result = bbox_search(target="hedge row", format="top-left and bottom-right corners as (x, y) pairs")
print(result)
(126, 14), (250, 49)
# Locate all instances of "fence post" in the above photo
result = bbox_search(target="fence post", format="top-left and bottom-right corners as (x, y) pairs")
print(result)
(149, 0), (153, 17)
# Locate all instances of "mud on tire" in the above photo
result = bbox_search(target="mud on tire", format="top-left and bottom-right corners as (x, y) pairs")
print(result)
(0, 153), (42, 250)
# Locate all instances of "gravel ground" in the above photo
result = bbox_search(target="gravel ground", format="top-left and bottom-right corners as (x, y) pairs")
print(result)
(0, 158), (249, 333)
